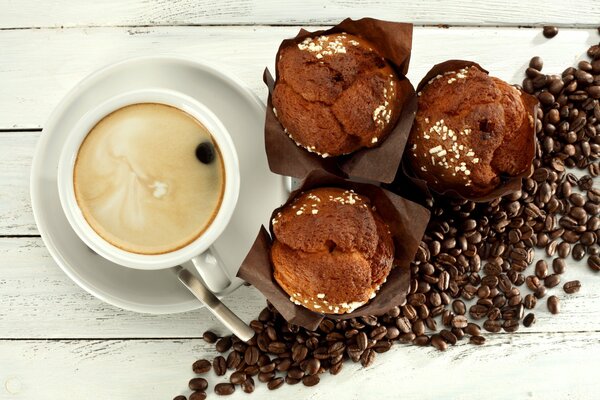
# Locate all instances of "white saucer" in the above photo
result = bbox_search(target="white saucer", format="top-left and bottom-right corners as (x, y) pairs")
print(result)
(30, 57), (288, 314)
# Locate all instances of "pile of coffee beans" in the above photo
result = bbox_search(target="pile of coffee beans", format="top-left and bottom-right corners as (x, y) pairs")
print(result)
(173, 41), (600, 399)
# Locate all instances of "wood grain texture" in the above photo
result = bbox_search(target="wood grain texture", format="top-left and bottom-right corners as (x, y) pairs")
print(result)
(1, 0), (600, 28)
(1, 26), (598, 131)
(1, 332), (599, 399)
(0, 132), (37, 235)
(0, 237), (599, 338)
(0, 237), (267, 339)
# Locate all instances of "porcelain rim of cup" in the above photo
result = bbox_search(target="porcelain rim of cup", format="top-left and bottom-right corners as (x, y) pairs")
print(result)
(57, 87), (241, 270)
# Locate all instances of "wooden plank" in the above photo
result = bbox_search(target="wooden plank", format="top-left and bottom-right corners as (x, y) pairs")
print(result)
(0, 237), (599, 338)
(1, 0), (600, 29)
(1, 332), (599, 399)
(0, 237), (267, 339)
(1, 26), (598, 130)
(0, 132), (38, 235)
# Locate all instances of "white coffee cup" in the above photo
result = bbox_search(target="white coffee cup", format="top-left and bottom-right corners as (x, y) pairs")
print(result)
(57, 88), (240, 293)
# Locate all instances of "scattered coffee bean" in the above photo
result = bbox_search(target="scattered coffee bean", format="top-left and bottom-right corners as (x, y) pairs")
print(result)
(543, 26), (559, 38)
(523, 313), (536, 327)
(173, 396), (187, 400)
(189, 378), (208, 391)
(563, 280), (581, 294)
(192, 359), (212, 374)
(535, 260), (548, 279)
(213, 356), (227, 376)
(544, 274), (561, 288)
(202, 331), (218, 344)
(214, 383), (235, 396)
(589, 255), (600, 271)
(469, 336), (485, 345)
(189, 392), (206, 400)
(215, 337), (232, 353)
(548, 296), (561, 314)
(302, 375), (320, 387)
(267, 377), (284, 390)
(241, 378), (255, 394)
(230, 372), (247, 385)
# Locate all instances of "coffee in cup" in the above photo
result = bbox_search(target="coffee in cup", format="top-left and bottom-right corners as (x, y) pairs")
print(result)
(73, 103), (225, 255)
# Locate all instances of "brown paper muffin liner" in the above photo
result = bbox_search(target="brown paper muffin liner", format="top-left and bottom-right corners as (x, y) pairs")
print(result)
(264, 17), (416, 184)
(237, 170), (431, 331)
(399, 59), (539, 203)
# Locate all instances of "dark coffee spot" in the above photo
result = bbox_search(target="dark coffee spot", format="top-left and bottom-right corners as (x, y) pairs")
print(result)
(196, 142), (215, 164)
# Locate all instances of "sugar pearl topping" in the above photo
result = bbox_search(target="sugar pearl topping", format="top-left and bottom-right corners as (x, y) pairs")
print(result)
(411, 118), (479, 186)
(297, 33), (360, 58)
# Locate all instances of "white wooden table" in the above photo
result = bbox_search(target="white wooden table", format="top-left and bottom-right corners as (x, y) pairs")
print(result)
(1, 2), (600, 399)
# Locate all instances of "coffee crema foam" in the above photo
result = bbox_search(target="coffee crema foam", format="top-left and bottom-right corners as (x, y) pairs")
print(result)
(74, 103), (225, 255)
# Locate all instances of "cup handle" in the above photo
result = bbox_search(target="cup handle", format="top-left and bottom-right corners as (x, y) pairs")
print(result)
(191, 247), (231, 293)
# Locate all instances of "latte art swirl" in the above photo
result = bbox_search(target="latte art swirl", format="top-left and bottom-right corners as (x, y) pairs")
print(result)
(74, 103), (225, 255)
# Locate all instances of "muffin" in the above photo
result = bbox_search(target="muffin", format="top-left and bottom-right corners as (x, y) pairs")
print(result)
(272, 33), (403, 157)
(407, 64), (535, 199)
(270, 187), (394, 314)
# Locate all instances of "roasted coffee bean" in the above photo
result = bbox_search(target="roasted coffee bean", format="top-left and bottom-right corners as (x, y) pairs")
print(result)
(213, 356), (227, 376)
(173, 396), (187, 400)
(452, 300), (466, 315)
(259, 362), (276, 374)
(241, 377), (255, 394)
(258, 371), (275, 383)
(192, 359), (212, 374)
(548, 296), (560, 314)
(244, 346), (259, 366)
(214, 383), (235, 396)
(563, 280), (582, 294)
(291, 344), (308, 363)
(268, 342), (287, 354)
(464, 323), (481, 336)
(232, 341), (247, 353)
(557, 242), (571, 258)
(413, 335), (430, 346)
(552, 258), (567, 274)
(530, 56), (544, 71)
(469, 336), (486, 345)
(431, 334), (448, 351)
(483, 319), (502, 333)
(360, 349), (376, 367)
(226, 351), (242, 370)
(302, 375), (320, 387)
(229, 371), (247, 385)
(543, 26), (559, 38)
(330, 362), (343, 375)
(440, 329), (458, 345)
(267, 377), (284, 391)
(503, 319), (520, 333)
(189, 378), (208, 391)
(202, 331), (218, 344)
(544, 274), (561, 288)
(535, 286), (548, 299)
(395, 317), (412, 334)
(451, 315), (468, 329)
(535, 260), (548, 279)
(304, 358), (320, 376)
(215, 336), (232, 353)
(588, 255), (600, 271)
(523, 313), (536, 328)
(189, 392), (206, 400)
(573, 243), (586, 260)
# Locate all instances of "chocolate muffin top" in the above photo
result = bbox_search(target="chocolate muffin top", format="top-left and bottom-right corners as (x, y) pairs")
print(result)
(272, 33), (402, 157)
(407, 65), (535, 198)
(270, 187), (394, 314)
